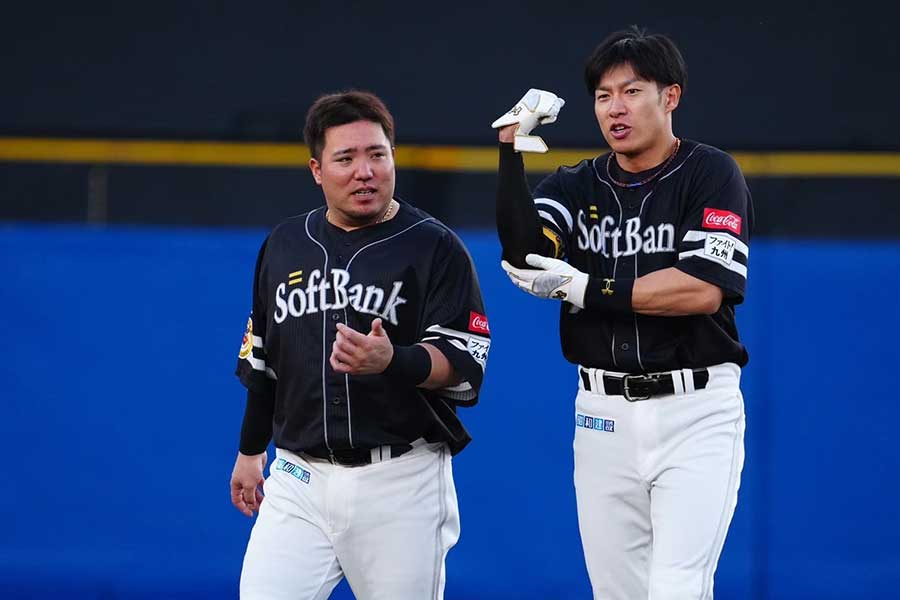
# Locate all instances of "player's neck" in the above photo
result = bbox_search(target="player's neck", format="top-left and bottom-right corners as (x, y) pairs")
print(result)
(325, 199), (398, 231)
(615, 134), (679, 174)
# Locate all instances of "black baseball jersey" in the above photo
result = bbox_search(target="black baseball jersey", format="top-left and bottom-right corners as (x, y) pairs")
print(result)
(235, 200), (490, 456)
(532, 139), (753, 372)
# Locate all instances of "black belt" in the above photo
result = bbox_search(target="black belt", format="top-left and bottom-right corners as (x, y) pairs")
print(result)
(580, 368), (709, 401)
(304, 444), (414, 467)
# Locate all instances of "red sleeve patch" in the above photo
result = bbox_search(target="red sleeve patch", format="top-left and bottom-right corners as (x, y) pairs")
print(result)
(702, 208), (742, 235)
(468, 311), (490, 334)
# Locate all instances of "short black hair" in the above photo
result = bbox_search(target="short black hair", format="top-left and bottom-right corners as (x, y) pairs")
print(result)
(303, 90), (396, 160)
(584, 26), (687, 95)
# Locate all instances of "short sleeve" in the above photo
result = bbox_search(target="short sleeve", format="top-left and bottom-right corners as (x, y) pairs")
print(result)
(674, 151), (753, 303)
(235, 236), (277, 397)
(418, 230), (491, 406)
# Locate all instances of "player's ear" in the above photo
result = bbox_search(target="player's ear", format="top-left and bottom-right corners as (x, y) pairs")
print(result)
(663, 84), (681, 113)
(309, 157), (323, 185)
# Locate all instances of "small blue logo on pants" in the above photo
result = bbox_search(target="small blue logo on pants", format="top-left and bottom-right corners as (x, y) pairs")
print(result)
(576, 413), (615, 433)
(275, 458), (311, 483)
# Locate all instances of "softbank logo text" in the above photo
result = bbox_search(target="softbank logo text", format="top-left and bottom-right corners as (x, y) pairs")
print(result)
(576, 212), (675, 258)
(274, 268), (407, 325)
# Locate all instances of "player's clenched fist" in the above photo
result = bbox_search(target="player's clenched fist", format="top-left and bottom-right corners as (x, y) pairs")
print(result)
(330, 318), (395, 375)
(492, 88), (565, 153)
(230, 451), (267, 517)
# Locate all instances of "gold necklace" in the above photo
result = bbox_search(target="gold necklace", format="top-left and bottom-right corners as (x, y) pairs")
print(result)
(326, 199), (396, 227)
(378, 199), (396, 223)
(606, 138), (681, 189)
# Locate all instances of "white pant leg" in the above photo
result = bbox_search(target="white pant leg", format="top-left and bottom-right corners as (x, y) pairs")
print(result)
(336, 443), (460, 600)
(240, 451), (343, 600)
(574, 389), (653, 600)
(647, 367), (746, 600)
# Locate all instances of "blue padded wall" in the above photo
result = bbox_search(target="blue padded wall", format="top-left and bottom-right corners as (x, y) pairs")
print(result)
(1, 224), (897, 599)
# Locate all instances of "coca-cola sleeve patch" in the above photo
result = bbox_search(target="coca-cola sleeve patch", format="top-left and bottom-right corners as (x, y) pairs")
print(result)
(702, 208), (742, 235)
(468, 311), (490, 334)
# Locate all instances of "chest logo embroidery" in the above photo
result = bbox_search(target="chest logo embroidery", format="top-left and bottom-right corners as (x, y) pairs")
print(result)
(576, 212), (676, 258)
(273, 268), (407, 326)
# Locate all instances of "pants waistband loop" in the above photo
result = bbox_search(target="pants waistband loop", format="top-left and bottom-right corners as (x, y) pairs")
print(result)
(368, 438), (429, 465)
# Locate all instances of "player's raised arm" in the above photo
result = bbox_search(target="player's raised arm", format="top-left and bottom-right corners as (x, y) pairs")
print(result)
(492, 89), (566, 268)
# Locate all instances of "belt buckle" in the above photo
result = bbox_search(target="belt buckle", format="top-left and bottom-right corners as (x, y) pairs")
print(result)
(622, 375), (653, 402)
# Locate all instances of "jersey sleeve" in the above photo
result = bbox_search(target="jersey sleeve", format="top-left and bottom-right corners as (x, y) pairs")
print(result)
(235, 236), (277, 398)
(674, 150), (753, 303)
(533, 169), (578, 259)
(418, 230), (491, 406)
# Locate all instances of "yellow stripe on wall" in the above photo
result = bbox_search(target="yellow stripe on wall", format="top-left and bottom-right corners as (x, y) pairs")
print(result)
(1, 137), (899, 177)
(0, 137), (307, 167)
(730, 152), (900, 177)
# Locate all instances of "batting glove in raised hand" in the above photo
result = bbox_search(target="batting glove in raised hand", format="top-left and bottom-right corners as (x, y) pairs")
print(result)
(491, 89), (565, 153)
(501, 254), (588, 308)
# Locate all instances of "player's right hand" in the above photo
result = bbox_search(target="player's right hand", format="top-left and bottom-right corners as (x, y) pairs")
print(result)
(491, 89), (565, 153)
(330, 318), (394, 375)
(230, 451), (267, 518)
(501, 253), (588, 308)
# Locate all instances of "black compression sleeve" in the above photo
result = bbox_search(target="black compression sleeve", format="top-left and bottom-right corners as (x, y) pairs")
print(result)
(496, 143), (555, 268)
(239, 389), (274, 455)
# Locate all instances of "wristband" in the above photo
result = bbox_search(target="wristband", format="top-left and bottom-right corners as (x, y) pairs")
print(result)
(383, 344), (432, 386)
(585, 276), (635, 315)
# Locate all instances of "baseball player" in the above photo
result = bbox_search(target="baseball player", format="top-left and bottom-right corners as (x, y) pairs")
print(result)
(230, 90), (491, 600)
(491, 27), (753, 599)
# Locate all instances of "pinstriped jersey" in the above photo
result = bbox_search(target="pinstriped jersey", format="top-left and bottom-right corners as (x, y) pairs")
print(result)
(533, 140), (752, 372)
(235, 200), (490, 455)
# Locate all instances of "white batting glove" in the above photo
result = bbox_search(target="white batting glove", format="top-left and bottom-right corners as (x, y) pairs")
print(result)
(491, 89), (565, 153)
(501, 254), (588, 308)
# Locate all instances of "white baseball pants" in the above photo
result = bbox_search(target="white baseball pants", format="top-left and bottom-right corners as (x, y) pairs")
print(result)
(240, 442), (459, 600)
(574, 362), (745, 600)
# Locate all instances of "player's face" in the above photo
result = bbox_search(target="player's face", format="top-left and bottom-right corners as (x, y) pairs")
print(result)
(594, 63), (680, 169)
(309, 120), (396, 228)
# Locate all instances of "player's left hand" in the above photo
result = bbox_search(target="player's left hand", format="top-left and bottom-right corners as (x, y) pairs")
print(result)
(331, 318), (395, 375)
(501, 253), (588, 308)
(491, 88), (565, 153)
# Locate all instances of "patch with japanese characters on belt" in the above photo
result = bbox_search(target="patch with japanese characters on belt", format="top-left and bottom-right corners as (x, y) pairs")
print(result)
(576, 413), (615, 433)
(274, 458), (311, 483)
